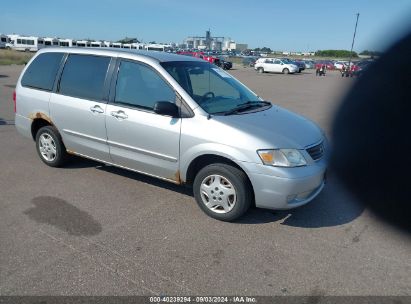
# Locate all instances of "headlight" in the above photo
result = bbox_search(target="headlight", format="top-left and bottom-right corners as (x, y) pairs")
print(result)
(257, 149), (307, 167)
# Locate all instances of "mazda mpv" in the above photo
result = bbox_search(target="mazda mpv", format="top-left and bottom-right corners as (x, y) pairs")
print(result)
(15, 48), (327, 221)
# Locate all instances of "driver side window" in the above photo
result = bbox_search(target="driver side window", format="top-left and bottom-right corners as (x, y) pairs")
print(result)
(188, 68), (239, 102)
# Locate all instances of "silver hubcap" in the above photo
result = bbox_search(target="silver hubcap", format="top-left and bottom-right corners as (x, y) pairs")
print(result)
(39, 133), (57, 162)
(200, 174), (236, 214)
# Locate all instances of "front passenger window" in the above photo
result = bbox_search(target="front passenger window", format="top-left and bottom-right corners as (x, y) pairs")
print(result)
(115, 61), (175, 110)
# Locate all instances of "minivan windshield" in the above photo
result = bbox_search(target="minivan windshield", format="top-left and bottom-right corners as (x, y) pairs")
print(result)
(161, 61), (269, 115)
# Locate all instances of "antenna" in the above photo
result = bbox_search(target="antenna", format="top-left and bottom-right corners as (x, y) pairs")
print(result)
(348, 13), (360, 69)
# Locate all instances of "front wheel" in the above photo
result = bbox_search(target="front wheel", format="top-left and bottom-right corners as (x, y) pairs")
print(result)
(193, 163), (252, 221)
(257, 67), (264, 74)
(282, 68), (289, 74)
(35, 126), (68, 167)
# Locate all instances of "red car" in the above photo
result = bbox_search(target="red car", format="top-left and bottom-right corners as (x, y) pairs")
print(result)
(177, 51), (221, 66)
(315, 60), (335, 70)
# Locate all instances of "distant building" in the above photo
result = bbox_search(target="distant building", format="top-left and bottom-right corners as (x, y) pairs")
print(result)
(184, 30), (225, 51)
(233, 43), (248, 52)
(222, 41), (247, 52)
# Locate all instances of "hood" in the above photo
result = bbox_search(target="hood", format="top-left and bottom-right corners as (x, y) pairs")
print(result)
(212, 105), (323, 149)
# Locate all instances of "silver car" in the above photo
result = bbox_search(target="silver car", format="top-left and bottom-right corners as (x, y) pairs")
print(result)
(15, 48), (327, 221)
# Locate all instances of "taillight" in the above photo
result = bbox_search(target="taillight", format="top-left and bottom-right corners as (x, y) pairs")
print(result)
(13, 90), (16, 113)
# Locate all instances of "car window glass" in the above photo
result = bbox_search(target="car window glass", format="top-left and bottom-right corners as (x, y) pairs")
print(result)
(274, 60), (282, 64)
(21, 52), (64, 91)
(115, 61), (175, 110)
(59, 54), (110, 101)
(189, 67), (240, 101)
(162, 61), (261, 114)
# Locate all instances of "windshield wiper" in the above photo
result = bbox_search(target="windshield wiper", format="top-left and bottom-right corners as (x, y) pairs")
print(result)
(223, 101), (271, 116)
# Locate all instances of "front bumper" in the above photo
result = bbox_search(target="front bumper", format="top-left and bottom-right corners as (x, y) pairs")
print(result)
(241, 159), (326, 210)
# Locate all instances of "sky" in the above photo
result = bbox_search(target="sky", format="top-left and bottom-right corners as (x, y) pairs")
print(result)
(1, 0), (411, 52)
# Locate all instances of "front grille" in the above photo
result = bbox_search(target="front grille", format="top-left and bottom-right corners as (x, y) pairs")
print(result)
(306, 142), (324, 161)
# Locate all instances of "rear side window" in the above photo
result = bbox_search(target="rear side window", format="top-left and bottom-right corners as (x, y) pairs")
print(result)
(59, 54), (110, 101)
(21, 52), (64, 91)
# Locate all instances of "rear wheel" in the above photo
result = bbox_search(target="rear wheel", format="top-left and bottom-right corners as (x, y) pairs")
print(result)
(193, 163), (252, 221)
(257, 67), (264, 74)
(35, 126), (68, 167)
(283, 68), (289, 74)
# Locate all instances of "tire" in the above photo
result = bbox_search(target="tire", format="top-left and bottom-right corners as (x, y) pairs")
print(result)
(257, 67), (264, 74)
(35, 126), (68, 167)
(282, 68), (289, 75)
(193, 163), (252, 221)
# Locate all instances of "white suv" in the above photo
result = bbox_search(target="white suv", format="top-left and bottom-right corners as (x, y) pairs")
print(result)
(254, 58), (299, 74)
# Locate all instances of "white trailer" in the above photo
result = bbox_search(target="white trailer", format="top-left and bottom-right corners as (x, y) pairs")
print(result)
(111, 42), (122, 48)
(58, 38), (74, 47)
(90, 41), (103, 47)
(43, 37), (59, 47)
(131, 43), (144, 50)
(145, 43), (171, 52)
(0, 34), (10, 48)
(8, 35), (44, 52)
(76, 40), (90, 47)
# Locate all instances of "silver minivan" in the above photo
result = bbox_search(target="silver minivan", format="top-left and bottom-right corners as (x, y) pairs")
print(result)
(15, 48), (327, 221)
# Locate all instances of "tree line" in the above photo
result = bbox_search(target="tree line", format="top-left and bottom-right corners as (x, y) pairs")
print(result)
(314, 50), (358, 57)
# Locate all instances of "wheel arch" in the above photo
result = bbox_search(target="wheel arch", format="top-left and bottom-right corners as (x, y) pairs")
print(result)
(31, 118), (52, 140)
(184, 154), (255, 202)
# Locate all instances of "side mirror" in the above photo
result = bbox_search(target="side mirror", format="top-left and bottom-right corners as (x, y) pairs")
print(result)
(153, 101), (179, 118)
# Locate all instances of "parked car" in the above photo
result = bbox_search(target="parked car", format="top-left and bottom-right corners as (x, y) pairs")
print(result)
(281, 58), (305, 73)
(242, 56), (258, 67)
(334, 61), (348, 70)
(351, 60), (373, 77)
(15, 48), (327, 221)
(177, 51), (221, 66)
(217, 56), (233, 70)
(254, 58), (299, 74)
(315, 60), (334, 70)
(302, 60), (315, 69)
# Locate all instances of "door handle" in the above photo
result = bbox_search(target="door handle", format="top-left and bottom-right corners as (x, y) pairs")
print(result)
(111, 110), (128, 120)
(90, 105), (104, 114)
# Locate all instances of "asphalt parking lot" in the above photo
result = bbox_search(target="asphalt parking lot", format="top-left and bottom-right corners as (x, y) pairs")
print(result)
(0, 64), (410, 296)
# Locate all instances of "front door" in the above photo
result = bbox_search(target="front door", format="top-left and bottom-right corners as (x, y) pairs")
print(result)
(272, 59), (283, 73)
(105, 60), (181, 182)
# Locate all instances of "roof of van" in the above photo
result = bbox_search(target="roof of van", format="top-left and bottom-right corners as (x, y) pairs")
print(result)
(38, 47), (202, 63)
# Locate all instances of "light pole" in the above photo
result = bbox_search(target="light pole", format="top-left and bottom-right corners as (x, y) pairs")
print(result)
(348, 13), (360, 71)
